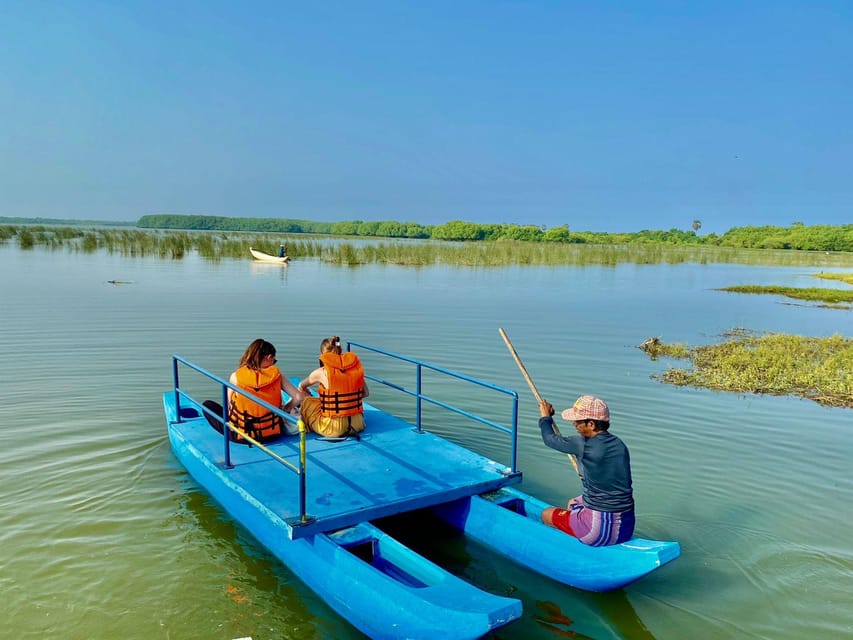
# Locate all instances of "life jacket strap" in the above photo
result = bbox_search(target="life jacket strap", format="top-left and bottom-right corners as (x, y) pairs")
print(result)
(320, 389), (364, 414)
(227, 406), (283, 441)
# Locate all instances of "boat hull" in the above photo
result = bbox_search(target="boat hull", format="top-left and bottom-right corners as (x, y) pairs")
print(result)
(250, 247), (289, 263)
(167, 407), (521, 639)
(432, 487), (680, 592)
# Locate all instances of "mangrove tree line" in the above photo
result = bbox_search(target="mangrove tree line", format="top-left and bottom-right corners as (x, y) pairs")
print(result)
(136, 215), (853, 252)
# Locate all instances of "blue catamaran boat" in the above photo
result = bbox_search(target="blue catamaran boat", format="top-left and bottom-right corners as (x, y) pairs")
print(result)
(163, 342), (679, 639)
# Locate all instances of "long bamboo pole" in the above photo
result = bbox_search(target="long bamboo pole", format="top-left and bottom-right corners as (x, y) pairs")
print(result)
(498, 327), (581, 477)
(499, 327), (544, 402)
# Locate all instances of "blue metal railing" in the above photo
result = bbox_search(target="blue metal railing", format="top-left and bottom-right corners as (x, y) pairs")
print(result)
(170, 344), (521, 526)
(171, 355), (312, 525)
(347, 341), (521, 474)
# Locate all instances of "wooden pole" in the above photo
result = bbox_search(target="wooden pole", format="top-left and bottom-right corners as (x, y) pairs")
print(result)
(499, 327), (543, 402)
(498, 327), (581, 477)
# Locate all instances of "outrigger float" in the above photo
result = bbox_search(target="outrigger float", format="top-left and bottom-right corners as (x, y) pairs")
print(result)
(163, 342), (679, 639)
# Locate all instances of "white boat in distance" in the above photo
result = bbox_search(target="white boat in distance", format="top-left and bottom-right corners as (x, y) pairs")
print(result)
(249, 247), (290, 263)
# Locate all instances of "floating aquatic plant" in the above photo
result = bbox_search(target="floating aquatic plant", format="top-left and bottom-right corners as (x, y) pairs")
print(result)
(643, 331), (853, 408)
(717, 285), (853, 307)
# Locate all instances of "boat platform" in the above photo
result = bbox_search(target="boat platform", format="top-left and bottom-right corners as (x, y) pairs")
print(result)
(165, 396), (521, 540)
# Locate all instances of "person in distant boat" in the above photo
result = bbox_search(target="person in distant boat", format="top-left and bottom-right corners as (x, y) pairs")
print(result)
(536, 395), (635, 546)
(279, 243), (287, 258)
(297, 336), (369, 438)
(203, 339), (305, 443)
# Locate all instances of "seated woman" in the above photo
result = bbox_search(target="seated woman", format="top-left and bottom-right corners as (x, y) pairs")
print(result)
(203, 339), (305, 443)
(298, 336), (369, 438)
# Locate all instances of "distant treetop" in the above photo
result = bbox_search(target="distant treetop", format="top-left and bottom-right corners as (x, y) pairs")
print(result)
(133, 214), (853, 252)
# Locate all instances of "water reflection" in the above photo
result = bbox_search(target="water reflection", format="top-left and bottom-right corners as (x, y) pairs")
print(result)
(173, 486), (362, 639)
(249, 259), (290, 283)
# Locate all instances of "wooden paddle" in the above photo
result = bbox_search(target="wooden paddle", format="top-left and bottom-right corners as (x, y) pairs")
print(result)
(498, 327), (581, 477)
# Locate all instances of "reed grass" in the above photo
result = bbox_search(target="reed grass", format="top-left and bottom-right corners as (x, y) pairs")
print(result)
(645, 331), (853, 408)
(318, 240), (853, 268)
(3, 224), (853, 268)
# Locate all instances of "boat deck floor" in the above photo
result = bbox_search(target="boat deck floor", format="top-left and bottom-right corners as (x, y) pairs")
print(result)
(168, 399), (521, 539)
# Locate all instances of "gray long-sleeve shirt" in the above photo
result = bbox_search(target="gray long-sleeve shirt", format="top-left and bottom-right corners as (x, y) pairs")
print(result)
(539, 416), (634, 512)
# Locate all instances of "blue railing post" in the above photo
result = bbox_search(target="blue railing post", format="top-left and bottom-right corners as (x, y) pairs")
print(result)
(299, 427), (307, 521)
(510, 394), (519, 474)
(172, 357), (181, 421)
(222, 385), (232, 469)
(416, 363), (423, 433)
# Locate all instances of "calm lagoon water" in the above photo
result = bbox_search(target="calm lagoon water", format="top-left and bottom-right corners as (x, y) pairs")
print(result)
(1, 245), (850, 639)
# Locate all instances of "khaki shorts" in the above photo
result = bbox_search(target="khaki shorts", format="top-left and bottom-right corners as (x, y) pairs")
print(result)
(301, 396), (365, 437)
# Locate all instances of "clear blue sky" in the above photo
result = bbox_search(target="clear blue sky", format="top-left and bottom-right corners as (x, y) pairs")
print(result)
(1, 1), (850, 234)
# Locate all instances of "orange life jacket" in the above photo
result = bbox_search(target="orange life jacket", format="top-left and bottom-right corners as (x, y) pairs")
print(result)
(228, 365), (283, 441)
(318, 352), (365, 418)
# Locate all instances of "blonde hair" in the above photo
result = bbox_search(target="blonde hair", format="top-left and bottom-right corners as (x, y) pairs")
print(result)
(319, 336), (342, 355)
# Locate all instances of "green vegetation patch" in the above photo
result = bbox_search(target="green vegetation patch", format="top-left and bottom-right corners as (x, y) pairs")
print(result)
(718, 284), (853, 306)
(642, 331), (853, 408)
(638, 337), (690, 359)
(814, 272), (853, 286)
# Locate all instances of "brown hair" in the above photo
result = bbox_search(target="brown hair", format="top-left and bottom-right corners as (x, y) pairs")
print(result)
(238, 339), (276, 370)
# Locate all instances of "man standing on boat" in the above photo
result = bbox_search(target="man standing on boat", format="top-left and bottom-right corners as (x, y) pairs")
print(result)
(537, 395), (635, 546)
(279, 243), (287, 258)
(298, 336), (369, 438)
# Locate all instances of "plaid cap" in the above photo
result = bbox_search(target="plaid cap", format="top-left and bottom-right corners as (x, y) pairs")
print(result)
(560, 395), (610, 422)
